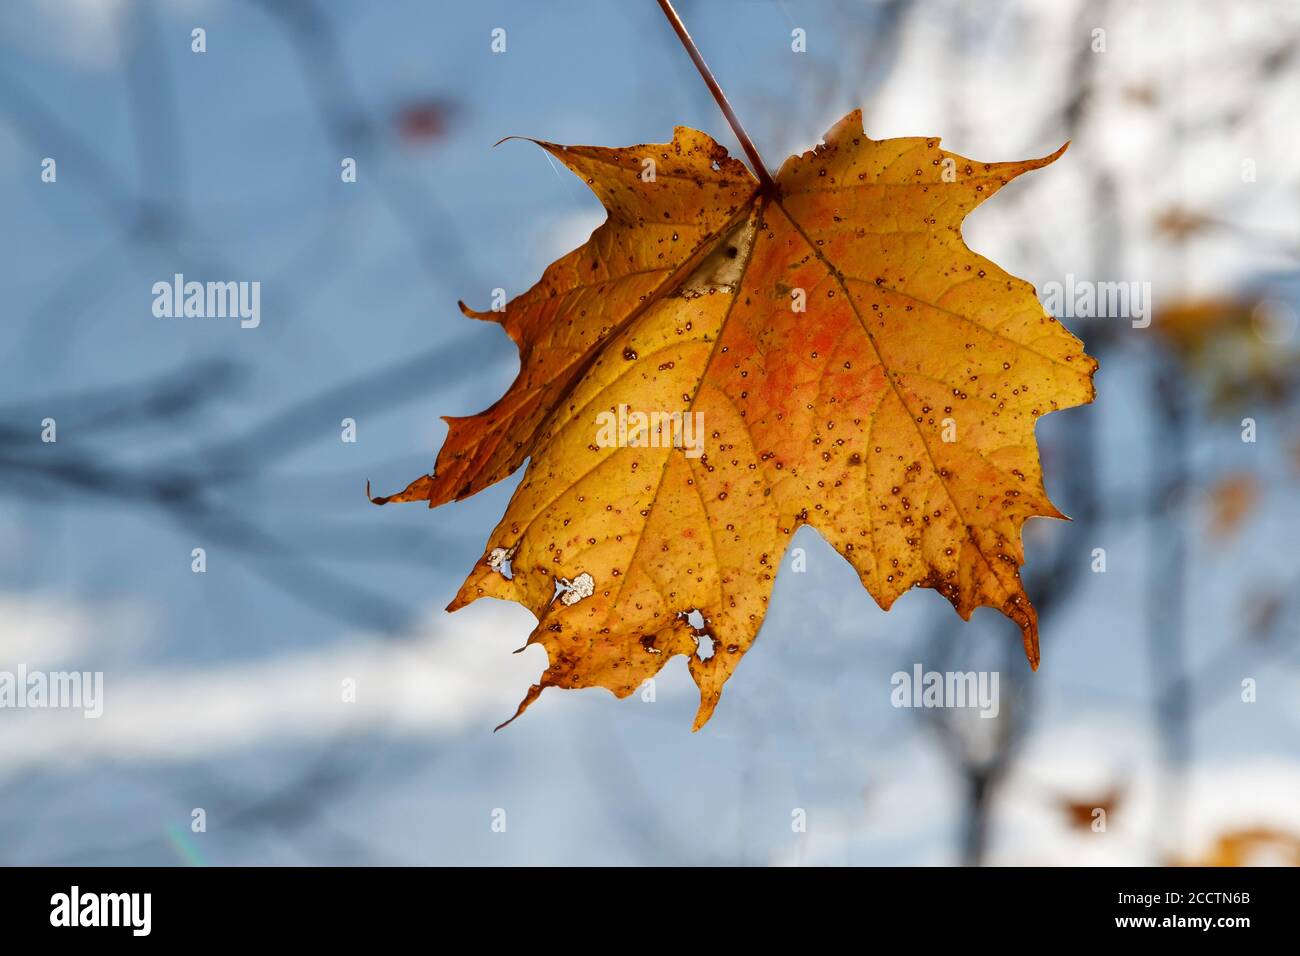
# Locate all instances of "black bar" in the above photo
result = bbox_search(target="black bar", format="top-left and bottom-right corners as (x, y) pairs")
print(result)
(1, 866), (1292, 941)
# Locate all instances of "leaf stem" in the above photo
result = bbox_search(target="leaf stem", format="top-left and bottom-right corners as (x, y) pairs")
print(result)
(654, 0), (776, 192)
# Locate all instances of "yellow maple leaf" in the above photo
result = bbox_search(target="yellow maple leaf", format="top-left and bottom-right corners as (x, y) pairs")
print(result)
(375, 111), (1096, 729)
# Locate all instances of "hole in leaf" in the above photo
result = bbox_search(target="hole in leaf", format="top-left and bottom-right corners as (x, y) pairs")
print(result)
(680, 607), (712, 659)
(486, 547), (514, 580)
(556, 571), (595, 606)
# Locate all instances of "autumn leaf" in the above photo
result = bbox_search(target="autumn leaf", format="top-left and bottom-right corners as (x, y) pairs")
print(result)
(1152, 205), (1216, 242)
(1176, 827), (1300, 867)
(1205, 472), (1260, 540)
(1155, 297), (1297, 409)
(395, 97), (455, 145)
(1057, 787), (1121, 832)
(375, 111), (1095, 730)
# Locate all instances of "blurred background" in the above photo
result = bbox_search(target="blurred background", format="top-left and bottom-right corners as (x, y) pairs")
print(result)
(0, 0), (1297, 866)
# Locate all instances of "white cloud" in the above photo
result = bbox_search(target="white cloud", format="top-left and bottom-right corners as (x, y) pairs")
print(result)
(0, 593), (153, 667)
(0, 599), (549, 774)
(3, 0), (212, 71)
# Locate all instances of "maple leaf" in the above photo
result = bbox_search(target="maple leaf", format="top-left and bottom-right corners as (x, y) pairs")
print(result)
(375, 111), (1096, 730)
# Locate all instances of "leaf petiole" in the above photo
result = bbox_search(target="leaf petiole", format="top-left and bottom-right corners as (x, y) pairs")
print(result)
(654, 0), (777, 193)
